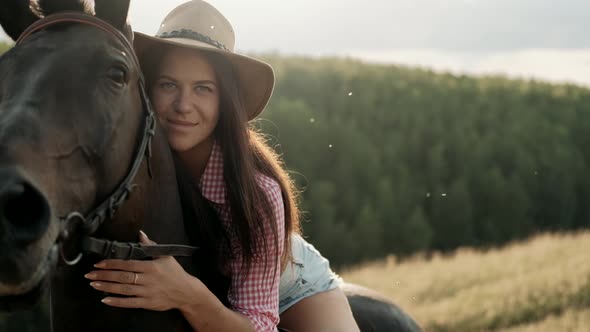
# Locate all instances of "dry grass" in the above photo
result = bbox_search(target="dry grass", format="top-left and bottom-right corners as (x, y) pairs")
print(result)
(340, 231), (590, 332)
(500, 307), (590, 332)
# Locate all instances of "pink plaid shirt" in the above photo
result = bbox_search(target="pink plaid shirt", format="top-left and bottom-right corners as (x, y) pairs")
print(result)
(199, 142), (284, 332)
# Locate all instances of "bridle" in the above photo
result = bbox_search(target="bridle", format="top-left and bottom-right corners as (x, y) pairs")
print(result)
(16, 13), (197, 265)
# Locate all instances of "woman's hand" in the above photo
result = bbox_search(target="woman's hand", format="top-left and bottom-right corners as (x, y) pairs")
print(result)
(85, 231), (205, 311)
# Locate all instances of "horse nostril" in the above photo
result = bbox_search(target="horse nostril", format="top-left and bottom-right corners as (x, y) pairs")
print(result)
(0, 178), (50, 245)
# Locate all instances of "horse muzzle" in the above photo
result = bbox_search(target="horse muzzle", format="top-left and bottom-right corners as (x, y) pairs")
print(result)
(0, 167), (51, 246)
(0, 167), (58, 308)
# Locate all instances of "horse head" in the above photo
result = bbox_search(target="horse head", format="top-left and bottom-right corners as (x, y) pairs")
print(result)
(0, 0), (181, 312)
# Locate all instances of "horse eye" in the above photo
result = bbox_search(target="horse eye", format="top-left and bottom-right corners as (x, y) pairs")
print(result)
(107, 66), (128, 86)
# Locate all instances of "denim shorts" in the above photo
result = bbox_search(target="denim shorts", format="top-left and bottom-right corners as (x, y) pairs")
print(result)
(278, 234), (342, 314)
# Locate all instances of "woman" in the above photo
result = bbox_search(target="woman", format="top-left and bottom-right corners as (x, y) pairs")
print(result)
(84, 1), (359, 331)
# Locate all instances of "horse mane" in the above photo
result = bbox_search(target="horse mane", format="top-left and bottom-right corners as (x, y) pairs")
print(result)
(34, 0), (91, 16)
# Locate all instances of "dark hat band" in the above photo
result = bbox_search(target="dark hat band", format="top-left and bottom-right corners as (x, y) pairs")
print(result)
(156, 29), (229, 51)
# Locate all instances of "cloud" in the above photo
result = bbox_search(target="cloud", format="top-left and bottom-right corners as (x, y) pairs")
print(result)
(2, 0), (589, 87)
(344, 48), (590, 87)
(200, 0), (590, 53)
(3, 0), (589, 53)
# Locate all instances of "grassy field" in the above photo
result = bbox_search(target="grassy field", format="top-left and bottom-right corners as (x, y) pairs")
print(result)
(341, 231), (590, 332)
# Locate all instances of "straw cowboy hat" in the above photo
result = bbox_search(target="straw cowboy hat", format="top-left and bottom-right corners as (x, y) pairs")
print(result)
(134, 0), (274, 120)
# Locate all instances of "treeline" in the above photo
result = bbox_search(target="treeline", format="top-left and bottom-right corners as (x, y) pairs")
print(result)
(2, 37), (590, 330)
(255, 54), (590, 267)
(2, 41), (589, 269)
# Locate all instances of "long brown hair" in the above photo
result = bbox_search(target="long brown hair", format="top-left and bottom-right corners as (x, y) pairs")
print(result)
(205, 51), (300, 277)
(141, 45), (300, 278)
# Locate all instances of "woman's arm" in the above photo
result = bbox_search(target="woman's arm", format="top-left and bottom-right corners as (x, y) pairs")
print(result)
(86, 176), (285, 332)
(85, 232), (256, 332)
(178, 276), (255, 331)
(223, 175), (285, 331)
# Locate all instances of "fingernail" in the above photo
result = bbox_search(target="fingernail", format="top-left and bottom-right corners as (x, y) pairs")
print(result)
(84, 273), (96, 279)
(90, 282), (102, 288)
(94, 262), (106, 268)
(101, 298), (112, 304)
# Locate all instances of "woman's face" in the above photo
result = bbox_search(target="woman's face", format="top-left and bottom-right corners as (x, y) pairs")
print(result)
(151, 47), (220, 153)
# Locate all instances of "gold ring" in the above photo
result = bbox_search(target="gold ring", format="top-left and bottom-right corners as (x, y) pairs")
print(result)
(133, 272), (139, 285)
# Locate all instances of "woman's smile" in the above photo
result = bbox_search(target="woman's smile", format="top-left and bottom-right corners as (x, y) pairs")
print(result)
(166, 118), (199, 128)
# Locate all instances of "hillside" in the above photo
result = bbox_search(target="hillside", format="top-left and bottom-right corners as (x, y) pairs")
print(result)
(2, 44), (590, 331)
(257, 54), (590, 267)
(3, 43), (590, 268)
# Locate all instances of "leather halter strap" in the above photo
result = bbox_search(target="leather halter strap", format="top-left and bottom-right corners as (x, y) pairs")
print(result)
(16, 13), (197, 263)
(82, 237), (197, 260)
(16, 12), (140, 69)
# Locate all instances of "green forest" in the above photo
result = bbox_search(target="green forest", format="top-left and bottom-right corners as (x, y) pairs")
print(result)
(256, 54), (590, 267)
(3, 40), (590, 330)
(1, 42), (589, 268)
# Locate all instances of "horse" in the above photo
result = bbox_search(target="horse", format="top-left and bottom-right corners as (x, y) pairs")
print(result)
(0, 0), (198, 330)
(0, 1), (421, 331)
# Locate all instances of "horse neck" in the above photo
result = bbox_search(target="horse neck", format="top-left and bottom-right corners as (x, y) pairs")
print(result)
(49, 132), (193, 332)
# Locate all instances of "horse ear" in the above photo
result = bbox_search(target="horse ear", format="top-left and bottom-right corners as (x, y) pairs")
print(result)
(0, 0), (40, 41)
(94, 0), (131, 30)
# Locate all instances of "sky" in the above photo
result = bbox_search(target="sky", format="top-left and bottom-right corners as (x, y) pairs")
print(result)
(2, 0), (590, 86)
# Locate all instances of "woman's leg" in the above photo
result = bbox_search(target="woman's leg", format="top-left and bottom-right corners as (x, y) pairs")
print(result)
(279, 286), (359, 332)
(278, 235), (360, 331)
